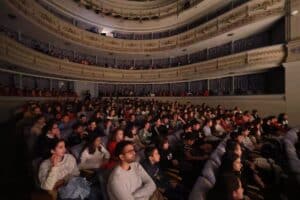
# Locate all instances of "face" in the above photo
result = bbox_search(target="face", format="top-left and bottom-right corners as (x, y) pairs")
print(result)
(120, 144), (136, 163)
(193, 123), (200, 131)
(76, 126), (84, 134)
(38, 117), (46, 125)
(62, 115), (70, 124)
(116, 130), (124, 142)
(232, 179), (244, 200)
(163, 142), (169, 150)
(236, 135), (244, 144)
(94, 137), (101, 147)
(89, 122), (97, 130)
(150, 149), (161, 164)
(52, 141), (66, 157)
(131, 127), (138, 135)
(233, 157), (242, 172)
(33, 107), (41, 115)
(145, 122), (150, 130)
(234, 144), (242, 157)
(51, 123), (60, 137)
(81, 116), (87, 123)
(156, 119), (161, 126)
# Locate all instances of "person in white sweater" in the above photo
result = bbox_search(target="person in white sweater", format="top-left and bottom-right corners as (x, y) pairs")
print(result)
(107, 141), (156, 200)
(38, 139), (80, 191)
(79, 134), (110, 170)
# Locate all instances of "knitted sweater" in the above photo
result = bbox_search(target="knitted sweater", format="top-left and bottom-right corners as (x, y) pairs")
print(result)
(107, 162), (156, 200)
(79, 145), (110, 170)
(38, 154), (80, 190)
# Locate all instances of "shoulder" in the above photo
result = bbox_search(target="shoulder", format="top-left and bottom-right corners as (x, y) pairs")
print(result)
(64, 154), (77, 164)
(39, 159), (51, 172)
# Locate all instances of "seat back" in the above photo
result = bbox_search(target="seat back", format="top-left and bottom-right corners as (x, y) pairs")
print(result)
(189, 176), (214, 200)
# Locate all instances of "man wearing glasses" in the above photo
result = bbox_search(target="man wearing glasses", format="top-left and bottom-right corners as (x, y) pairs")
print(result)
(107, 141), (156, 200)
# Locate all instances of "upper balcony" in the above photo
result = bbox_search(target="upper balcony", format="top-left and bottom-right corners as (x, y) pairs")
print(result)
(0, 34), (286, 84)
(5, 0), (285, 55)
(38, 0), (226, 33)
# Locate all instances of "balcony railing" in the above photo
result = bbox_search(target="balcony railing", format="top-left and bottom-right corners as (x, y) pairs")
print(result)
(0, 34), (286, 83)
(7, 0), (285, 53)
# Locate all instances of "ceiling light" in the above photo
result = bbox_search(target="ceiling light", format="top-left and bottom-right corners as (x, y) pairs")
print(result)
(291, 10), (299, 16)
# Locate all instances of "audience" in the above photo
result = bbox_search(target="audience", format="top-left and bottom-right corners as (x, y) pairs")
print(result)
(12, 97), (293, 200)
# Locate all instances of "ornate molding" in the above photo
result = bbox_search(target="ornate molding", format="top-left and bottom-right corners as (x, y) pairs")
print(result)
(287, 39), (300, 62)
(0, 34), (285, 83)
(6, 0), (285, 53)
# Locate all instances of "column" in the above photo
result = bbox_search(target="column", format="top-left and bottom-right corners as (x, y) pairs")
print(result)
(19, 74), (22, 89)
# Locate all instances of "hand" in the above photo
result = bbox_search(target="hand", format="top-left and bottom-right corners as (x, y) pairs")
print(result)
(51, 154), (59, 167)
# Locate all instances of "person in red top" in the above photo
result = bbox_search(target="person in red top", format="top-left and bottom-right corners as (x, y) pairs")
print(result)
(104, 129), (124, 169)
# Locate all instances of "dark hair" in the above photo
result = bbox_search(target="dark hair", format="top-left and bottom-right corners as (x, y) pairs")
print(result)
(86, 133), (101, 154)
(33, 114), (45, 123)
(230, 128), (242, 140)
(219, 152), (240, 173)
(226, 140), (240, 153)
(114, 141), (133, 157)
(222, 174), (241, 200)
(49, 138), (65, 151)
(43, 120), (57, 135)
(144, 146), (157, 159)
(46, 138), (65, 158)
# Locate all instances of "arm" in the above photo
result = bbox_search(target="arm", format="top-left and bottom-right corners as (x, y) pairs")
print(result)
(38, 161), (59, 191)
(132, 163), (156, 199)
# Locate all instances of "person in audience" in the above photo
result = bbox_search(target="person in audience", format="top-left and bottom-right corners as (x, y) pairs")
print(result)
(105, 129), (124, 169)
(68, 123), (88, 147)
(79, 133), (110, 170)
(151, 117), (164, 146)
(139, 122), (153, 146)
(36, 120), (61, 159)
(208, 174), (247, 200)
(58, 114), (74, 140)
(142, 146), (184, 200)
(38, 139), (80, 191)
(107, 141), (156, 200)
(159, 138), (179, 170)
(30, 114), (46, 137)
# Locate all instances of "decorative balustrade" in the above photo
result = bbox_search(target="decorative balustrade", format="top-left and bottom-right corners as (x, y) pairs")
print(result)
(6, 0), (285, 53)
(0, 34), (285, 83)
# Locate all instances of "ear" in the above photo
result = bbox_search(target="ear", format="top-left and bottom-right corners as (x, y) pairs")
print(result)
(119, 154), (125, 161)
(51, 149), (55, 154)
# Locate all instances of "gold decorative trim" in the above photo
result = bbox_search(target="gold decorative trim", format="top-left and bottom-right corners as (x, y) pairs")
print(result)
(0, 34), (285, 83)
(6, 0), (285, 53)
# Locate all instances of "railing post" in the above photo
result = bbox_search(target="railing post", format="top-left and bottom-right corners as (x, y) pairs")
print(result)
(19, 74), (22, 89)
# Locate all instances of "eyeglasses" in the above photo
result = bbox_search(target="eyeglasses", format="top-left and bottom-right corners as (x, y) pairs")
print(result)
(123, 149), (136, 154)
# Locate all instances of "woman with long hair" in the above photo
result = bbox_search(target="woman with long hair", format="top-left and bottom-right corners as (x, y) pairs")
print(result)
(79, 134), (110, 170)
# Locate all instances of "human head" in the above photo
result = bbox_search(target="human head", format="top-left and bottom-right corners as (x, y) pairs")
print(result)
(50, 139), (66, 158)
(226, 140), (242, 157)
(115, 141), (136, 163)
(144, 146), (161, 164)
(222, 175), (244, 200)
(87, 133), (102, 154)
(113, 129), (124, 142)
(221, 152), (242, 173)
(45, 120), (60, 138)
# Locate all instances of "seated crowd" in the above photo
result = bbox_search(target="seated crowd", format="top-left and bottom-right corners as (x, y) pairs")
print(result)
(15, 97), (298, 200)
(0, 85), (77, 97)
